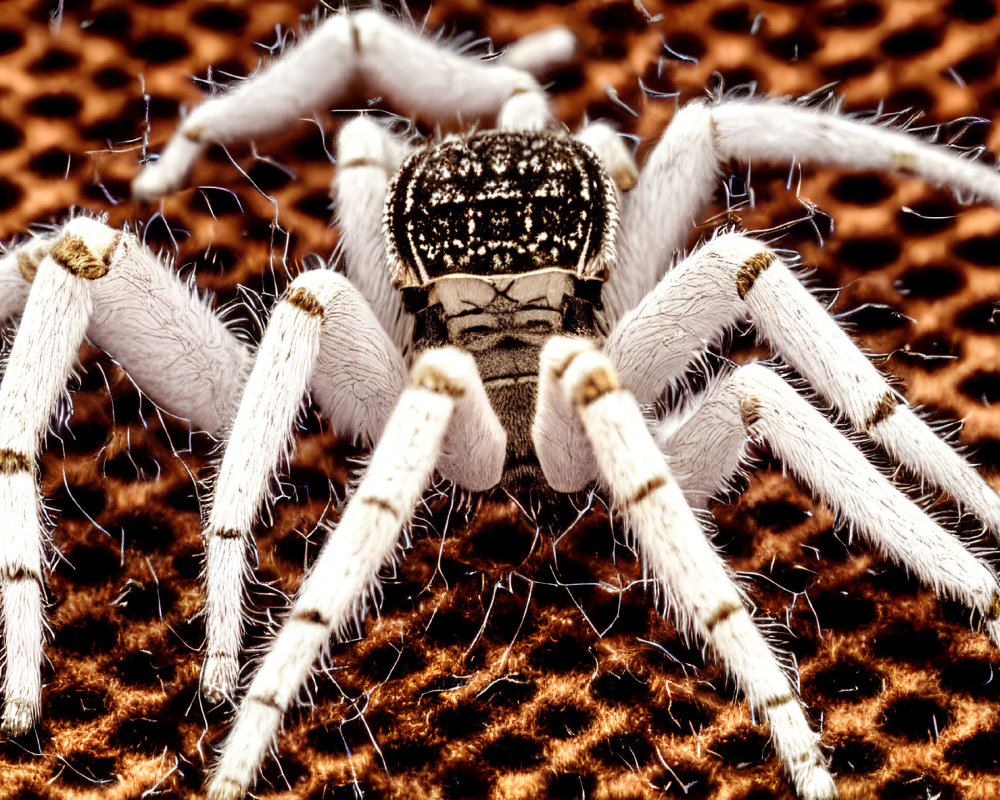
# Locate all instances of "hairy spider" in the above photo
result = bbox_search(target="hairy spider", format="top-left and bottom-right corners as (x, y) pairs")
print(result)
(3, 4), (1000, 799)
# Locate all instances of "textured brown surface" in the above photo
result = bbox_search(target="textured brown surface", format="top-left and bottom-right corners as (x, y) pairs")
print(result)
(2, 1), (1000, 799)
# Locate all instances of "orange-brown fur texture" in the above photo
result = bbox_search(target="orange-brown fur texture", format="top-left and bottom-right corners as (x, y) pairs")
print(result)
(2, 1), (1000, 798)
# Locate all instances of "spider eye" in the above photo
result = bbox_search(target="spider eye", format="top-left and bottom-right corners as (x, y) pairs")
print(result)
(385, 130), (617, 291)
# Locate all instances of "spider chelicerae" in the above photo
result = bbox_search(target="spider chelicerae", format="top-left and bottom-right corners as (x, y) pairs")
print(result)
(2, 7), (1000, 800)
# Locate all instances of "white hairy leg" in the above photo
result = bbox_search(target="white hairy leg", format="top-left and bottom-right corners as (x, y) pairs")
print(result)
(133, 9), (563, 201)
(0, 233), (95, 735)
(575, 121), (639, 191)
(84, 224), (250, 434)
(332, 117), (412, 351)
(0, 217), (248, 734)
(0, 238), (41, 322)
(538, 338), (835, 800)
(495, 26), (576, 76)
(658, 363), (1000, 643)
(205, 348), (501, 800)
(609, 97), (1000, 320)
(606, 232), (1000, 538)
(201, 269), (407, 701)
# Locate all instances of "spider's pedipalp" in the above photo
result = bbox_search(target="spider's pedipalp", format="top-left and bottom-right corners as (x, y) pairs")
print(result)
(538, 338), (836, 800)
(205, 346), (498, 800)
(607, 231), (1000, 538)
(575, 120), (639, 191)
(494, 26), (576, 76)
(132, 9), (566, 202)
(202, 269), (406, 701)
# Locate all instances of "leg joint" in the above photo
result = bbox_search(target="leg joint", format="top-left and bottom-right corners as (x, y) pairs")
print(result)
(359, 495), (401, 519)
(248, 693), (282, 712)
(285, 287), (326, 320)
(50, 233), (118, 279)
(0, 449), (33, 475)
(735, 250), (779, 300)
(863, 391), (900, 430)
(292, 608), (331, 628)
(704, 601), (743, 634)
(628, 475), (667, 506)
(1, 566), (44, 589)
(573, 364), (620, 408)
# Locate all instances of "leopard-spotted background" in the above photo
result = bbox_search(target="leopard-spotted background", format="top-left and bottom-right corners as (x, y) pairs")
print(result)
(2, 1), (1000, 798)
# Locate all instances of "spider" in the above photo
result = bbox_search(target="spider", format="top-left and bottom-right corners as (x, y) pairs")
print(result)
(3, 4), (1000, 799)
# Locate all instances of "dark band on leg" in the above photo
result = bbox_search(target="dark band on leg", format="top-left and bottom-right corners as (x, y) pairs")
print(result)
(248, 693), (282, 712)
(17, 252), (38, 283)
(573, 365), (620, 408)
(987, 592), (1000, 621)
(736, 251), (778, 300)
(286, 287), (325, 319)
(412, 364), (466, 397)
(0, 449), (32, 475)
(629, 475), (667, 506)
(764, 693), (795, 711)
(350, 15), (361, 52)
(863, 391), (900, 430)
(292, 608), (331, 628)
(360, 495), (401, 519)
(739, 396), (761, 430)
(207, 527), (244, 540)
(705, 601), (742, 633)
(51, 233), (118, 279)
(340, 158), (389, 171)
(1, 566), (44, 591)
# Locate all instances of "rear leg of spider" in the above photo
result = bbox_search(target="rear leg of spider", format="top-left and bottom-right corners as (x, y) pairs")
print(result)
(132, 10), (575, 201)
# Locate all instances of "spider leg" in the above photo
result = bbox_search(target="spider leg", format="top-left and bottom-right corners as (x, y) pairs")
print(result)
(659, 363), (1000, 643)
(537, 338), (837, 800)
(204, 347), (503, 800)
(605, 231), (1000, 538)
(200, 269), (406, 702)
(0, 238), (40, 322)
(610, 97), (1000, 319)
(132, 9), (571, 200)
(0, 234), (91, 736)
(0, 217), (249, 734)
(331, 117), (412, 352)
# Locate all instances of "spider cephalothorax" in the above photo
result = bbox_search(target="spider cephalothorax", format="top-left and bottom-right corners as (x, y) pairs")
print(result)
(4, 8), (1000, 800)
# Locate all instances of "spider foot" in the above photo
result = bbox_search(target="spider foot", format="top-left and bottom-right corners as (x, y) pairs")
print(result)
(1, 697), (36, 738)
(793, 764), (838, 800)
(205, 774), (247, 800)
(132, 134), (206, 202)
(202, 653), (239, 705)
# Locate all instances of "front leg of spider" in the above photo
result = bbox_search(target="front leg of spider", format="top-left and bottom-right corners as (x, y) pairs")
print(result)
(205, 347), (504, 800)
(536, 338), (837, 800)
